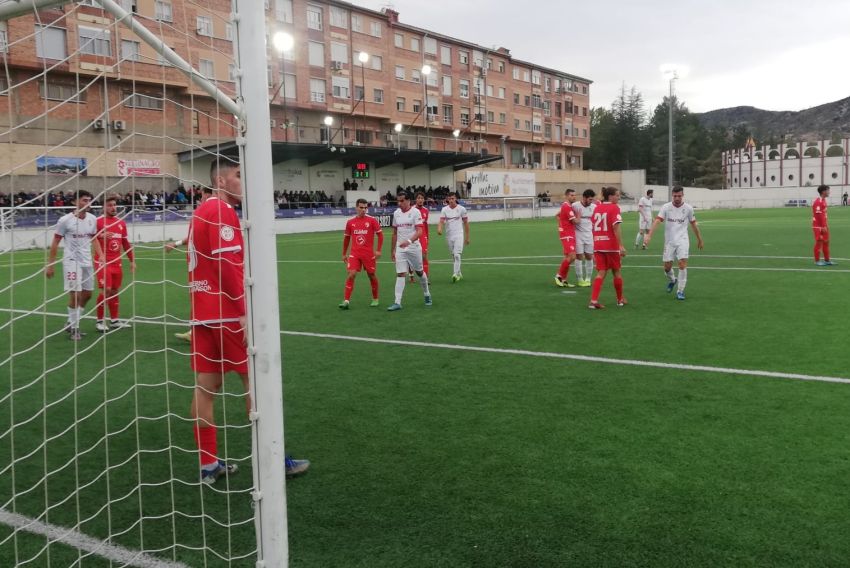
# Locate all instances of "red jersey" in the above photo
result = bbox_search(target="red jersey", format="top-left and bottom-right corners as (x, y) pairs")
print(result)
(95, 216), (133, 267)
(416, 205), (430, 237)
(187, 197), (245, 325)
(591, 202), (623, 252)
(812, 197), (828, 229)
(344, 215), (383, 257)
(557, 202), (577, 240)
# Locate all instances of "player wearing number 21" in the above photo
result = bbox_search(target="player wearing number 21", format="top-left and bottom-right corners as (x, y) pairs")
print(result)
(588, 186), (626, 309)
(339, 198), (383, 309)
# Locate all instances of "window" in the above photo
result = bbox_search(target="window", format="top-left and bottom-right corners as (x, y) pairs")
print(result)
(330, 42), (347, 66)
(512, 67), (520, 80)
(412, 99), (421, 113)
(459, 79), (469, 98)
(442, 76), (452, 96)
(524, 95), (530, 106)
(499, 112), (506, 124)
(583, 107), (587, 117)
(354, 85), (363, 101)
(511, 148), (523, 165)
(460, 108), (470, 126)
(554, 123), (561, 141)
(196, 16), (213, 37)
(355, 130), (373, 144)
(0, 22), (6, 53)
(486, 85), (493, 97)
(306, 5), (323, 30)
(440, 45), (451, 65)
(394, 33), (403, 48)
(426, 72), (437, 87)
(513, 93), (520, 104)
(442, 104), (453, 124)
(228, 63), (236, 81)
(426, 96), (438, 119)
(498, 61), (505, 73)
(555, 102), (561, 117)
(309, 78), (326, 102)
(544, 76), (551, 92)
(395, 65), (405, 80)
(79, 26), (111, 56)
(373, 88), (383, 103)
(199, 58), (214, 78)
(487, 111), (494, 123)
(525, 120), (532, 131)
(531, 70), (541, 85)
(123, 91), (163, 110)
(459, 51), (468, 64)
(351, 14), (362, 32)
(582, 85), (587, 94)
(486, 58), (492, 69)
(308, 42), (324, 67)
(121, 40), (139, 61)
(329, 5), (347, 28)
(513, 118), (520, 129)
(266, 64), (273, 88)
(332, 76), (349, 98)
(275, 0), (293, 22)
(370, 55), (382, 71)
(531, 94), (541, 108)
(225, 23), (233, 41)
(396, 97), (405, 111)
(155, 0), (172, 22)
(424, 37), (437, 55)
(370, 21), (381, 37)
(41, 80), (85, 102)
(410, 37), (419, 52)
(411, 69), (421, 83)
(523, 70), (530, 82)
(192, 110), (199, 134)
(543, 101), (551, 116)
(544, 123), (552, 138)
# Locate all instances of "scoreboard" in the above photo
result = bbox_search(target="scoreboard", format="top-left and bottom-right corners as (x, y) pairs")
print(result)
(352, 162), (370, 179)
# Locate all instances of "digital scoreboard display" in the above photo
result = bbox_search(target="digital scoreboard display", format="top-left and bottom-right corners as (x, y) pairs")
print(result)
(352, 162), (370, 179)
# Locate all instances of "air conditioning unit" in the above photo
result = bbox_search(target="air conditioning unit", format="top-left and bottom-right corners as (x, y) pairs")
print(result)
(92, 119), (105, 130)
(330, 61), (343, 71)
(111, 120), (126, 131)
(351, 140), (362, 146)
(269, 119), (276, 128)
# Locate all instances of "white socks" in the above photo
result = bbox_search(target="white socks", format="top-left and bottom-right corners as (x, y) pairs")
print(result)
(584, 259), (592, 280)
(68, 307), (80, 329)
(452, 253), (462, 276)
(635, 233), (643, 246)
(419, 273), (431, 297)
(677, 268), (687, 292)
(394, 276), (406, 304)
(665, 269), (676, 282)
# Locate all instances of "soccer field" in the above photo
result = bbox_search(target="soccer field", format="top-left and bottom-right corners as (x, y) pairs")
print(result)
(2, 206), (850, 567)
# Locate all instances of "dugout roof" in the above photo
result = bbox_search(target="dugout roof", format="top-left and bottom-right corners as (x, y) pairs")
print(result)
(178, 142), (504, 171)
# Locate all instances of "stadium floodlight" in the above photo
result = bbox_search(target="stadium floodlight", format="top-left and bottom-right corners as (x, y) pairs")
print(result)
(421, 65), (432, 150)
(324, 116), (334, 126)
(272, 31), (294, 54)
(453, 129), (460, 153)
(394, 123), (403, 132)
(357, 51), (369, 124)
(324, 115), (334, 147)
(660, 64), (688, 201)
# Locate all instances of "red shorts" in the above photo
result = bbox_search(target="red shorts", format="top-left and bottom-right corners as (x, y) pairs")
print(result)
(420, 235), (428, 254)
(347, 254), (377, 273)
(96, 264), (123, 289)
(813, 228), (829, 242)
(191, 322), (248, 374)
(594, 251), (622, 271)
(560, 237), (576, 255)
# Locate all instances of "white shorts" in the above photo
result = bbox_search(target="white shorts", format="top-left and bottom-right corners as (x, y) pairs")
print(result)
(63, 260), (94, 292)
(447, 235), (464, 255)
(576, 233), (593, 255)
(395, 246), (423, 273)
(639, 217), (652, 231)
(663, 241), (690, 263)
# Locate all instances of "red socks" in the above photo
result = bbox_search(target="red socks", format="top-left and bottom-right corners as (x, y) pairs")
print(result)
(590, 277), (603, 303)
(107, 296), (119, 320)
(344, 277), (355, 301)
(613, 276), (624, 301)
(96, 292), (105, 320)
(814, 242), (822, 262)
(370, 276), (379, 299)
(423, 258), (429, 276)
(193, 423), (218, 466)
(823, 243), (830, 262)
(558, 259), (571, 280)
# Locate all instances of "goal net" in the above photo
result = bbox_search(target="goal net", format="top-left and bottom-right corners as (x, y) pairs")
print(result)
(0, 1), (288, 566)
(501, 196), (541, 220)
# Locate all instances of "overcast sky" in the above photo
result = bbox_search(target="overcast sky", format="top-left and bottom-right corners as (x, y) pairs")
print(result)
(357, 0), (850, 114)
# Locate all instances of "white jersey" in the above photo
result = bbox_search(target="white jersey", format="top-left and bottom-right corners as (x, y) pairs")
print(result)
(657, 202), (696, 245)
(440, 204), (468, 239)
(393, 206), (423, 249)
(572, 201), (596, 236)
(55, 212), (97, 267)
(638, 196), (653, 222)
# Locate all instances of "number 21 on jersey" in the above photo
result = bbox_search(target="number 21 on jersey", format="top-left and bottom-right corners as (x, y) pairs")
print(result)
(592, 212), (608, 232)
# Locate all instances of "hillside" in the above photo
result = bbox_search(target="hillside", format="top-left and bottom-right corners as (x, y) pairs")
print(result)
(696, 96), (850, 142)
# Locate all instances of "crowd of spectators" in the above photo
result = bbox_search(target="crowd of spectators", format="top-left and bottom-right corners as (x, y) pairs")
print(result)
(376, 185), (452, 207)
(275, 190), (340, 209)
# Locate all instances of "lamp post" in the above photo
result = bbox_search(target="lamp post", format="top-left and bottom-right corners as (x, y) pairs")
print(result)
(660, 64), (687, 202)
(358, 51), (369, 135)
(272, 31), (294, 142)
(421, 64), (431, 151)
(324, 115), (333, 147)
(452, 128), (460, 153)
(394, 122), (402, 149)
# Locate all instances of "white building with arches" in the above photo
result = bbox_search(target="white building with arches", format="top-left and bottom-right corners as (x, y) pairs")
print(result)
(722, 138), (849, 189)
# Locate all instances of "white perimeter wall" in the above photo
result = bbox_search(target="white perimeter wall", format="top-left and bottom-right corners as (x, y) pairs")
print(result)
(646, 184), (847, 209)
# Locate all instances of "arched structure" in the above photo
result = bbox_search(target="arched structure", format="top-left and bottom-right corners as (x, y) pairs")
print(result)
(722, 137), (850, 189)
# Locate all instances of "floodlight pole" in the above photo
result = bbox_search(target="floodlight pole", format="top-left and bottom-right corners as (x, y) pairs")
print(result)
(667, 73), (676, 202)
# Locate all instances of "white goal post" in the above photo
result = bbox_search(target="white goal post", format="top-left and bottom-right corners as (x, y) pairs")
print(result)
(502, 196), (542, 220)
(0, 1), (289, 567)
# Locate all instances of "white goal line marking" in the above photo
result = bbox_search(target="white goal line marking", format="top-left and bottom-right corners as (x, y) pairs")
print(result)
(282, 330), (850, 386)
(0, 508), (189, 568)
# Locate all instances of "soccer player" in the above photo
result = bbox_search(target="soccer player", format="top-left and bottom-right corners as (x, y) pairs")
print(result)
(554, 189), (580, 287)
(812, 184), (835, 266)
(94, 193), (135, 332)
(571, 189), (596, 287)
(588, 187), (626, 309)
(645, 186), (704, 300)
(188, 157), (308, 483)
(411, 191), (430, 281)
(45, 190), (102, 340)
(388, 191), (431, 311)
(635, 188), (654, 249)
(340, 198), (383, 309)
(437, 191), (469, 282)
